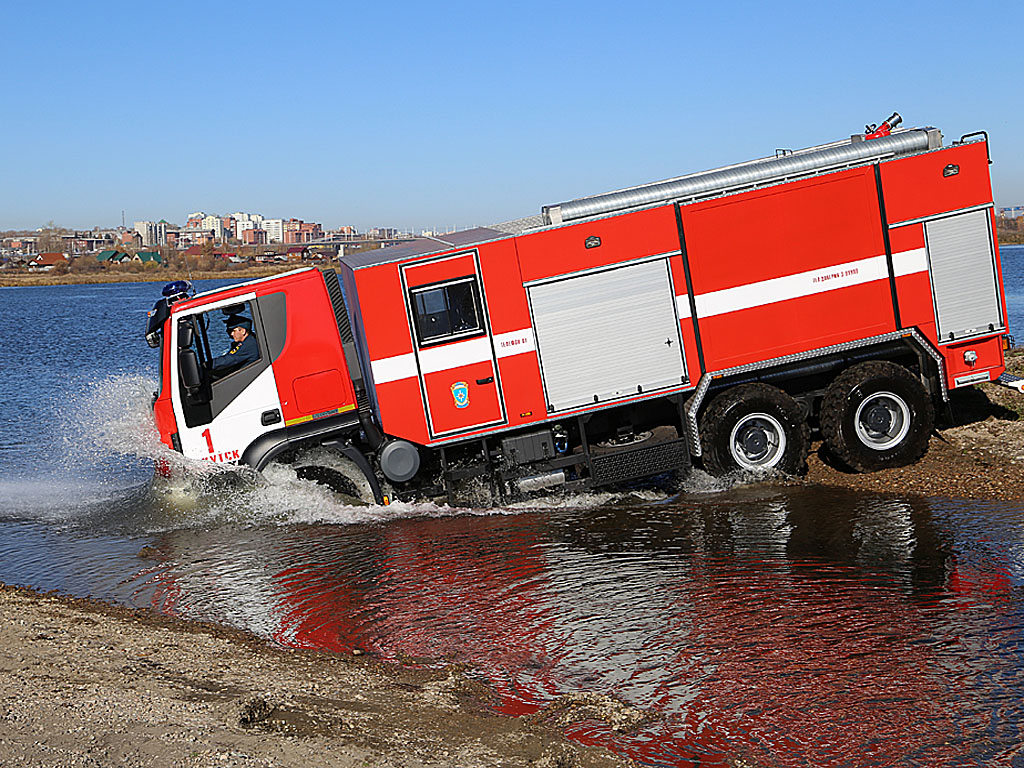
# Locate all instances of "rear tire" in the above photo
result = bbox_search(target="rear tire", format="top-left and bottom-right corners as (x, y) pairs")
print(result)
(820, 361), (934, 472)
(700, 383), (809, 476)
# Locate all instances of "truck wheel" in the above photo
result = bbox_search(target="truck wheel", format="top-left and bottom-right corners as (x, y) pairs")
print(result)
(700, 383), (809, 476)
(819, 361), (934, 472)
(293, 447), (377, 504)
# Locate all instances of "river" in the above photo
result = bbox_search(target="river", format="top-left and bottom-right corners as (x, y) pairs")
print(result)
(1, 247), (1024, 766)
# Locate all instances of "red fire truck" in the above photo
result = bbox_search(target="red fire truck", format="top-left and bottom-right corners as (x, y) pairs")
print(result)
(147, 114), (1010, 504)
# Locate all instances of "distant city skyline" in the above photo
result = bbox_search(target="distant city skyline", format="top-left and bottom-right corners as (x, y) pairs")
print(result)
(3, 0), (1023, 233)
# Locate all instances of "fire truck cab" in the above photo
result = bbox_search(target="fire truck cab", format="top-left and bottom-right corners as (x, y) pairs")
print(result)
(149, 116), (1010, 504)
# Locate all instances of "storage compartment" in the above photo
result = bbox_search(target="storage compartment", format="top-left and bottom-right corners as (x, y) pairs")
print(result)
(925, 209), (1003, 342)
(880, 141), (993, 226)
(527, 258), (686, 412)
(501, 430), (555, 466)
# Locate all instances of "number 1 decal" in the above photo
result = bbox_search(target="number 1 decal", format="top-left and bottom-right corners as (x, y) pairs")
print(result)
(201, 427), (214, 454)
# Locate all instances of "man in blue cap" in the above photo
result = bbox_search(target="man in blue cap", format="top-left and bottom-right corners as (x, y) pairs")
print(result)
(210, 315), (259, 374)
(145, 280), (193, 347)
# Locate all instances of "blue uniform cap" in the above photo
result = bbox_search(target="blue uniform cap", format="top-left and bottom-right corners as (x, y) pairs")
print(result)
(224, 315), (252, 333)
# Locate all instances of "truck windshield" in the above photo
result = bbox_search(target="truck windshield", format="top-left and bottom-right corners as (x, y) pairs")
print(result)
(174, 300), (268, 429)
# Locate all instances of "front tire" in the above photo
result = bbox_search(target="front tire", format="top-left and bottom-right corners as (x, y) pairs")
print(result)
(700, 383), (810, 476)
(820, 361), (934, 472)
(292, 446), (378, 504)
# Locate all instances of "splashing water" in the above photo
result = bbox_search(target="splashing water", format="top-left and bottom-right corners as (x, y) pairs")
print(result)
(7, 369), (762, 537)
(0, 374), (163, 523)
(42, 376), (517, 531)
(62, 373), (166, 465)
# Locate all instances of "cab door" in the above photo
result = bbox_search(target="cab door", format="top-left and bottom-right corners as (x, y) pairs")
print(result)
(402, 251), (506, 437)
(170, 293), (283, 464)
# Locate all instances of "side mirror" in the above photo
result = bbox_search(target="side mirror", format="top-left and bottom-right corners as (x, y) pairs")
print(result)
(179, 349), (203, 393)
(178, 322), (194, 349)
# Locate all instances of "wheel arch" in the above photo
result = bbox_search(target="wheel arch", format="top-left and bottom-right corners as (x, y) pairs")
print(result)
(238, 414), (360, 470)
(240, 417), (387, 504)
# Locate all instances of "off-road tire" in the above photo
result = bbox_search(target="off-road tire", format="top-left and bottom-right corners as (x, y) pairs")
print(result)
(820, 361), (934, 472)
(292, 447), (378, 504)
(700, 383), (810, 476)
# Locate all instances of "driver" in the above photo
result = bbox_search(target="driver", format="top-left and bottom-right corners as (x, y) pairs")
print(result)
(210, 315), (259, 374)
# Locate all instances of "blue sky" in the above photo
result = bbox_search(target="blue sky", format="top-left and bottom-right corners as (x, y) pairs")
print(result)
(2, 0), (1021, 233)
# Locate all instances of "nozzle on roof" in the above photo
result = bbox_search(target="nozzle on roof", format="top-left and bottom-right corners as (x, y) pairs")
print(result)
(865, 112), (902, 139)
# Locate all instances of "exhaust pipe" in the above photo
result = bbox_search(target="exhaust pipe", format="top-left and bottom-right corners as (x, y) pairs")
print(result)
(516, 470), (566, 493)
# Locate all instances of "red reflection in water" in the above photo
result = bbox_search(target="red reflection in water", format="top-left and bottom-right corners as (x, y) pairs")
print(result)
(143, 505), (1018, 767)
(947, 553), (1014, 608)
(272, 516), (563, 710)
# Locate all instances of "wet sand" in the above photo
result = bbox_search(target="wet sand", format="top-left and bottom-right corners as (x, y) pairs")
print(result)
(0, 585), (632, 767)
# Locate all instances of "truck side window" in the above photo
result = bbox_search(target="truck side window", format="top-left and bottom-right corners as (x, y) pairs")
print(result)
(204, 302), (261, 378)
(177, 300), (269, 428)
(410, 278), (484, 346)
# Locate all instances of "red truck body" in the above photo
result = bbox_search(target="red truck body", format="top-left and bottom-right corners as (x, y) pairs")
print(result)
(150, 120), (1009, 503)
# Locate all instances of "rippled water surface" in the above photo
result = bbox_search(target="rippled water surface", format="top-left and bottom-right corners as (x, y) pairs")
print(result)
(2, 260), (1024, 766)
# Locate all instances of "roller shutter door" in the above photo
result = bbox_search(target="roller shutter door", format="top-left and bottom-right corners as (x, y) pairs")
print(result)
(528, 258), (686, 412)
(926, 209), (1003, 341)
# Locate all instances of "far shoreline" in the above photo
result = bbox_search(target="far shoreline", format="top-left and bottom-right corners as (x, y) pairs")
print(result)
(0, 265), (302, 289)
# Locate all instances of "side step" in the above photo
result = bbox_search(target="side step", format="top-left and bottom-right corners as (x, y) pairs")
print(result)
(590, 439), (690, 486)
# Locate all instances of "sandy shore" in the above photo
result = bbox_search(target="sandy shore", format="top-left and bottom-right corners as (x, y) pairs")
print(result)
(0, 268), (295, 288)
(0, 585), (634, 768)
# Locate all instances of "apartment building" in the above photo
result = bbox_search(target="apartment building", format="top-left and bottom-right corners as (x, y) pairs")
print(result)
(283, 218), (323, 244)
(262, 218), (284, 243)
(133, 220), (168, 246)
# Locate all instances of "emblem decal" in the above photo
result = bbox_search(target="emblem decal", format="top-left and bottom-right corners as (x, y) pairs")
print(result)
(451, 381), (470, 409)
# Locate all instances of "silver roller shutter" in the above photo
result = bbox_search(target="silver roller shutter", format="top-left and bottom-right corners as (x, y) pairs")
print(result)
(925, 209), (1002, 341)
(528, 258), (686, 412)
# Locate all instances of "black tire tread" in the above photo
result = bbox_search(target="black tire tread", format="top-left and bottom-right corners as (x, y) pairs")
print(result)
(700, 383), (810, 477)
(820, 361), (934, 473)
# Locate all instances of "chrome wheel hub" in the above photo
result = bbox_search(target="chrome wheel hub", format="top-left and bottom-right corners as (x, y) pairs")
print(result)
(854, 391), (910, 450)
(729, 413), (787, 470)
